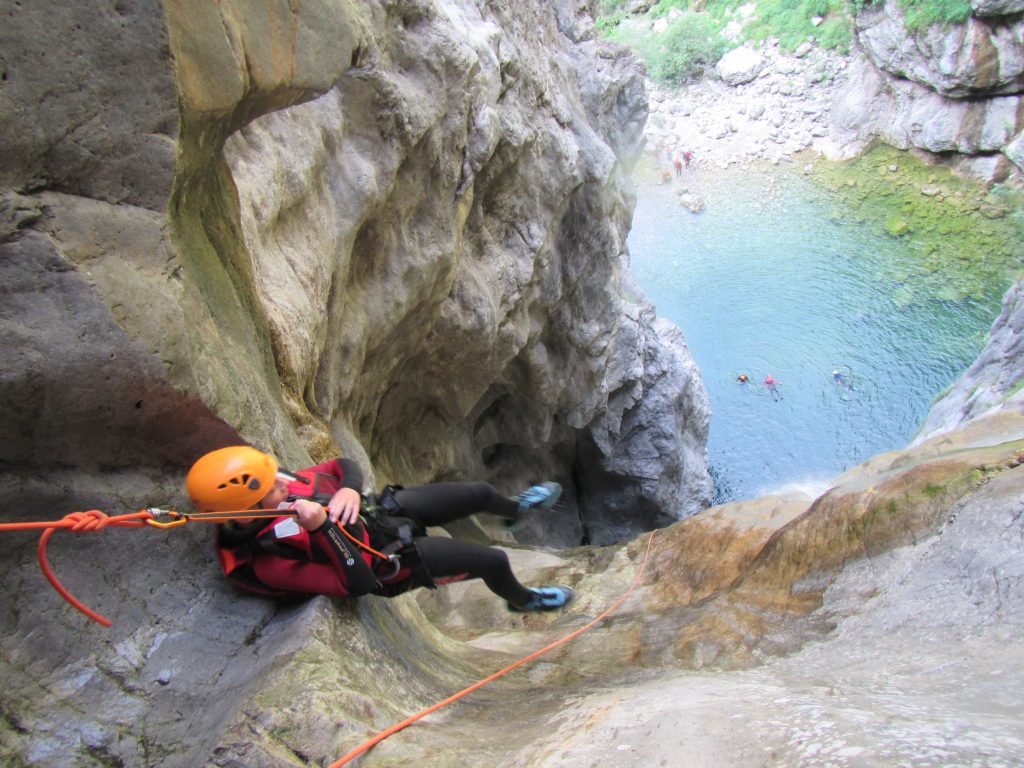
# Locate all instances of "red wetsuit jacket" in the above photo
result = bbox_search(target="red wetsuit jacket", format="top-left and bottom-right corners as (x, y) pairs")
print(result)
(214, 458), (407, 598)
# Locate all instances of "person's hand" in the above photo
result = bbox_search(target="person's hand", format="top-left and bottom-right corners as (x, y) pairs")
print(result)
(328, 487), (362, 527)
(291, 499), (328, 531)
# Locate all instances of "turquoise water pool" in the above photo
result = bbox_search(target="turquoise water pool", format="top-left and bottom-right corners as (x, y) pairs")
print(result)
(627, 167), (1005, 503)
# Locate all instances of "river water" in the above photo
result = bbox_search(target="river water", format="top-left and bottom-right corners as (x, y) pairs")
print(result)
(627, 165), (1006, 503)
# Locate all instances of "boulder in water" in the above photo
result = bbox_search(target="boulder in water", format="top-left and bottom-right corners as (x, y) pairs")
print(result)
(679, 192), (706, 213)
(885, 215), (911, 236)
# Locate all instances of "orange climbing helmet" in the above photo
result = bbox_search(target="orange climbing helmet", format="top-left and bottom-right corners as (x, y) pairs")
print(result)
(185, 446), (279, 512)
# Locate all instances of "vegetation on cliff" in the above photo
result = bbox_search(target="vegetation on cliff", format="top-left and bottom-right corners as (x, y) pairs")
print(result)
(598, 0), (977, 85)
(607, 0), (1023, 301)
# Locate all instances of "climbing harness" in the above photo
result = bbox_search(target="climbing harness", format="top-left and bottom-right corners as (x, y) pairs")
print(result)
(0, 506), (395, 627)
(327, 528), (657, 767)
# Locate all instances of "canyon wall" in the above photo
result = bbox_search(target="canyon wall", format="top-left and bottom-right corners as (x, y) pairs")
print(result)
(828, 0), (1024, 182)
(2, 2), (1023, 766)
(0, 0), (712, 764)
(0, 0), (711, 546)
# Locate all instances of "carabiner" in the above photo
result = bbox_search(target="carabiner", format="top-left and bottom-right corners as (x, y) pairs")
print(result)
(144, 508), (189, 528)
(377, 554), (402, 581)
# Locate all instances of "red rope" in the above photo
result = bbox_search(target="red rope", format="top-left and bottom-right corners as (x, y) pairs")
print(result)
(326, 529), (657, 767)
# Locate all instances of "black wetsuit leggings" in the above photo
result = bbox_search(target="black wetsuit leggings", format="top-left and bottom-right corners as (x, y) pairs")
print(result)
(391, 482), (534, 606)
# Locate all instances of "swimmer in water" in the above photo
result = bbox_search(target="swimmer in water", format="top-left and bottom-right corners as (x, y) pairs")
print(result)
(762, 374), (782, 401)
(832, 369), (855, 390)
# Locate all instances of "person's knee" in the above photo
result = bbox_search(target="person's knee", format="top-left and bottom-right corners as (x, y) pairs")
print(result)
(481, 545), (512, 574)
(463, 481), (501, 508)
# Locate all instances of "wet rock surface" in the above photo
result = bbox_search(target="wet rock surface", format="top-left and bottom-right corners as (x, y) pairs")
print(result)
(401, 414), (1024, 768)
(915, 279), (1024, 443)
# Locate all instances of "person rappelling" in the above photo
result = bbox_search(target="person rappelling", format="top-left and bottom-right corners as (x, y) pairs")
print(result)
(2, 447), (656, 766)
(185, 446), (575, 612)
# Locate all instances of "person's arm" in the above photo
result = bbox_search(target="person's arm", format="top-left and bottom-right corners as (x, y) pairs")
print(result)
(337, 457), (363, 491)
(310, 518), (378, 595)
(268, 499), (377, 596)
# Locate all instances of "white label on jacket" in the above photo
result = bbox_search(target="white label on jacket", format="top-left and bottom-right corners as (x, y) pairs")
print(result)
(274, 518), (302, 539)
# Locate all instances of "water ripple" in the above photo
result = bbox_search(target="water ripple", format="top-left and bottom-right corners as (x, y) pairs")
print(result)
(628, 168), (1004, 503)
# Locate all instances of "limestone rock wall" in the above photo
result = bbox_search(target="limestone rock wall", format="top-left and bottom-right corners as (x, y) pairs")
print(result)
(825, 0), (1024, 182)
(203, 0), (710, 544)
(644, 2), (1024, 183)
(1, 0), (710, 543)
(857, 1), (1024, 97)
(914, 279), (1024, 443)
(0, 1), (710, 765)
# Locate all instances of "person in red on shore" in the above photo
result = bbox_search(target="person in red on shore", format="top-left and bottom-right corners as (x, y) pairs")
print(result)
(185, 447), (574, 612)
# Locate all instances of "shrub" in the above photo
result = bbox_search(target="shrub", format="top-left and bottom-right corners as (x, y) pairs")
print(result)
(601, 18), (657, 59)
(596, 1), (972, 78)
(649, 0), (693, 17)
(742, 0), (849, 49)
(598, 0), (635, 13)
(816, 16), (852, 50)
(596, 10), (628, 32)
(896, 0), (973, 29)
(649, 12), (731, 84)
(845, 0), (973, 29)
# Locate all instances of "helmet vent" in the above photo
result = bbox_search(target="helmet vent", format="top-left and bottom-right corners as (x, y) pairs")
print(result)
(216, 473), (253, 490)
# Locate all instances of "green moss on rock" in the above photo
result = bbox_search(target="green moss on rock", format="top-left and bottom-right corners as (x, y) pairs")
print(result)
(809, 145), (1024, 305)
(885, 215), (911, 236)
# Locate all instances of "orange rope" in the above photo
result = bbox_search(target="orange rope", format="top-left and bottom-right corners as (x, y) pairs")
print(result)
(326, 529), (658, 768)
(5, 506), (392, 626)
(38, 527), (113, 626)
(30, 510), (155, 626)
(174, 509), (393, 562)
(0, 509), (152, 531)
(7, 508), (657, 764)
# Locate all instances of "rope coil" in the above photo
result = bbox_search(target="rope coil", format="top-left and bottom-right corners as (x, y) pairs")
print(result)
(2, 506), (390, 626)
(12, 510), (155, 627)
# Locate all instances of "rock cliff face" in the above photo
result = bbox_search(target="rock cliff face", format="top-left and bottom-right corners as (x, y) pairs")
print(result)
(857, 1), (1024, 97)
(0, 0), (710, 545)
(828, 0), (1024, 181)
(914, 279), (1024, 443)
(0, 1), (711, 764)
(645, 2), (1024, 184)
(210, 0), (711, 543)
